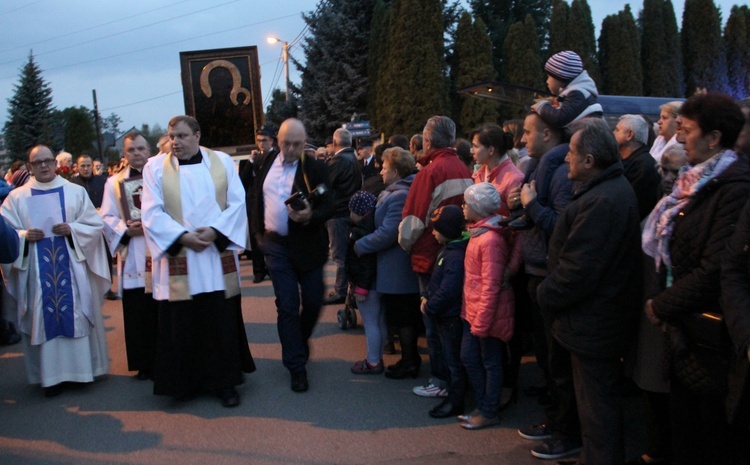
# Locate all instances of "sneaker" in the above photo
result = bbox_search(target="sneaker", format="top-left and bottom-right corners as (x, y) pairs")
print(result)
(412, 381), (448, 398)
(518, 422), (553, 440)
(351, 359), (384, 375)
(530, 437), (582, 460)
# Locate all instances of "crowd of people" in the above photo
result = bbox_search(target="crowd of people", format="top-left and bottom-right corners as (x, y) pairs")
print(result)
(0, 50), (749, 465)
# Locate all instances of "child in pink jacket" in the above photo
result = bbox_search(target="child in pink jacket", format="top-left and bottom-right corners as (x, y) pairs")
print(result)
(459, 182), (515, 430)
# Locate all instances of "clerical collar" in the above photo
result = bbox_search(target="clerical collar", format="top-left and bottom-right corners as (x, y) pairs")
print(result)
(177, 151), (203, 165)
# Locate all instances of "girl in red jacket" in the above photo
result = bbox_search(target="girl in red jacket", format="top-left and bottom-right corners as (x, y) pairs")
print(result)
(459, 182), (515, 430)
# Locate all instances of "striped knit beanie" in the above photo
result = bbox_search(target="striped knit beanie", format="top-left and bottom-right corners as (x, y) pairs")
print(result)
(545, 51), (583, 82)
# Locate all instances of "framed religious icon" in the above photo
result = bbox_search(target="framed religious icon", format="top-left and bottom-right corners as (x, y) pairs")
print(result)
(179, 46), (264, 149)
(118, 176), (143, 222)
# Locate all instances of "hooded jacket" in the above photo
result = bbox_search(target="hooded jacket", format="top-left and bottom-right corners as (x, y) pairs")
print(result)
(462, 215), (514, 342)
(424, 234), (468, 319)
(533, 70), (603, 128)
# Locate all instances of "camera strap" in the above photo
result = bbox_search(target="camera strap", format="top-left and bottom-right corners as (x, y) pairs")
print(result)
(299, 152), (312, 193)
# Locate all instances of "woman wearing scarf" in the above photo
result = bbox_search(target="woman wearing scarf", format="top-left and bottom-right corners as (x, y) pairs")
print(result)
(641, 93), (750, 465)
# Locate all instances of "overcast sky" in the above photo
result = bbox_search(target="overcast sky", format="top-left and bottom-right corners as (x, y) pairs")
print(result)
(0, 0), (739, 134)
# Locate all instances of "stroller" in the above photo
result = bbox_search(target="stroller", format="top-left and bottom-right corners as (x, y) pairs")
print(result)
(336, 285), (358, 330)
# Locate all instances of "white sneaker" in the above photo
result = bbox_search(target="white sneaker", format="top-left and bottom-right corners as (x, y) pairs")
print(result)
(412, 381), (448, 397)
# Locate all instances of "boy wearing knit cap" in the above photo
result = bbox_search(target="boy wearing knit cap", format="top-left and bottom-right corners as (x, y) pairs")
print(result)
(459, 182), (516, 430)
(346, 190), (384, 374)
(532, 50), (603, 129)
(421, 204), (469, 419)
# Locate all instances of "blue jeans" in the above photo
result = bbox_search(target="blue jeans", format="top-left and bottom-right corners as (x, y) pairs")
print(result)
(262, 239), (324, 374)
(419, 273), (448, 387)
(460, 320), (504, 418)
(357, 290), (385, 365)
(433, 315), (466, 407)
(326, 216), (351, 297)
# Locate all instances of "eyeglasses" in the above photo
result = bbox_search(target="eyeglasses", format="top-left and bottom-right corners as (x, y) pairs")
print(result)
(29, 159), (55, 168)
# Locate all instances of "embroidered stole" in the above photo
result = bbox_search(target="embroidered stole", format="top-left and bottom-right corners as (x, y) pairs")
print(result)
(112, 168), (153, 292)
(159, 148), (240, 301)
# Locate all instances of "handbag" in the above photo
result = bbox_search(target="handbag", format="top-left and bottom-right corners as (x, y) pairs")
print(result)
(663, 312), (731, 394)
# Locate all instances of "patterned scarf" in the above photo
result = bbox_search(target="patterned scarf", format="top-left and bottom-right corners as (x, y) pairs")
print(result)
(642, 149), (737, 270)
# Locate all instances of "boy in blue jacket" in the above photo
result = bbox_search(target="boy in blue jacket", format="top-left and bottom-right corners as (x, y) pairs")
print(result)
(421, 205), (468, 419)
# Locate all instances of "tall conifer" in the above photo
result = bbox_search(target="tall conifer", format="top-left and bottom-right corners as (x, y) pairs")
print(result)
(3, 52), (55, 162)
(724, 5), (750, 98)
(682, 0), (728, 95)
(548, 0), (570, 54)
(599, 5), (642, 96)
(504, 15), (546, 92)
(368, 0), (391, 127)
(640, 0), (683, 97)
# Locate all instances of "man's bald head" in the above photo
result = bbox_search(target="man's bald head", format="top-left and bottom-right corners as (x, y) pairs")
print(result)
(28, 145), (57, 183)
(278, 118), (307, 163)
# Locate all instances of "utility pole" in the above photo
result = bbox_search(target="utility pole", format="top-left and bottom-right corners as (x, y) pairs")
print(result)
(92, 89), (104, 161)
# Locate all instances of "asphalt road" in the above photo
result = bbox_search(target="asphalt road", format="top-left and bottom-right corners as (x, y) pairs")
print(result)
(0, 259), (645, 465)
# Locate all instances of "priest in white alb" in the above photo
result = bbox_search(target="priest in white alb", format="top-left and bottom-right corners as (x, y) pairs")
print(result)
(0, 145), (110, 397)
(141, 115), (255, 408)
(100, 132), (158, 380)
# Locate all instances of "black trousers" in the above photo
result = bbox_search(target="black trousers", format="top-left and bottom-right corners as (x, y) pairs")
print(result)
(121, 288), (159, 372)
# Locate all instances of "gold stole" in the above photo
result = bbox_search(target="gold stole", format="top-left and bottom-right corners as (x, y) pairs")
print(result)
(112, 168), (153, 292)
(159, 148), (240, 301)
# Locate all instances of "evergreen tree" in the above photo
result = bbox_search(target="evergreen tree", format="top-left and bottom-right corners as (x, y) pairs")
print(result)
(468, 1), (550, 81)
(598, 5), (642, 96)
(298, 0), (376, 141)
(377, 0), (446, 136)
(61, 106), (96, 156)
(548, 0), (570, 54)
(724, 5), (750, 99)
(640, 0), (684, 97)
(3, 51), (55, 162)
(368, 0), (391, 127)
(682, 0), (729, 95)
(504, 15), (546, 91)
(265, 88), (300, 130)
(568, 0), (600, 86)
(453, 12), (498, 136)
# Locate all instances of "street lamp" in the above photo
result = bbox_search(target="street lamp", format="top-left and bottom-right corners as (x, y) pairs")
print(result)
(267, 36), (290, 102)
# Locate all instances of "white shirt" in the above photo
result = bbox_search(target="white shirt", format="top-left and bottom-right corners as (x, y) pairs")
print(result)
(263, 152), (298, 237)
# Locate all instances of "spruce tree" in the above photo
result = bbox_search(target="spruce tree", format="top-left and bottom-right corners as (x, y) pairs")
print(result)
(3, 51), (55, 162)
(368, 0), (391, 128)
(298, 0), (376, 141)
(378, 0), (446, 136)
(265, 88), (300, 130)
(454, 12), (498, 137)
(568, 0), (600, 86)
(724, 5), (750, 99)
(682, 0), (729, 95)
(504, 15), (546, 92)
(61, 106), (97, 157)
(640, 0), (684, 97)
(599, 5), (642, 96)
(548, 0), (570, 54)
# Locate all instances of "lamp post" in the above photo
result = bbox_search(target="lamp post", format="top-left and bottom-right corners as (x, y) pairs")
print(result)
(267, 36), (290, 102)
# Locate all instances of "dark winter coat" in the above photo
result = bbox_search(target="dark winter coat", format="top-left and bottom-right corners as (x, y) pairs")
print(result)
(69, 174), (107, 208)
(721, 199), (750, 423)
(522, 143), (573, 277)
(345, 212), (376, 291)
(622, 145), (661, 221)
(423, 236), (467, 319)
(537, 161), (642, 359)
(326, 147), (362, 217)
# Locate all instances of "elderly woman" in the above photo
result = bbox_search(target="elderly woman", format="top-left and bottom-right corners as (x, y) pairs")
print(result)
(355, 147), (421, 379)
(642, 93), (750, 465)
(650, 101), (683, 163)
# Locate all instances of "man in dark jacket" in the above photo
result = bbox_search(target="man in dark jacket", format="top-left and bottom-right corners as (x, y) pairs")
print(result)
(70, 154), (107, 208)
(613, 114), (661, 221)
(251, 118), (334, 393)
(513, 111), (579, 459)
(538, 118), (642, 465)
(323, 128), (362, 305)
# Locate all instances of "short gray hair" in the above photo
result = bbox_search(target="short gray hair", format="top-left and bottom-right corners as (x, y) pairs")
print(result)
(569, 118), (619, 169)
(423, 116), (456, 149)
(333, 128), (352, 148)
(618, 114), (649, 146)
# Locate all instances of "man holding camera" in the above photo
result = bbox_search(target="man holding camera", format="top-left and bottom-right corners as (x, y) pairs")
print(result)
(250, 118), (334, 392)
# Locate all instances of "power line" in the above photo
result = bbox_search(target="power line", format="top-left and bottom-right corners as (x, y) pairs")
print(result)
(101, 90), (183, 112)
(0, 0), (244, 65)
(0, 1), (42, 16)
(0, 0), (193, 55)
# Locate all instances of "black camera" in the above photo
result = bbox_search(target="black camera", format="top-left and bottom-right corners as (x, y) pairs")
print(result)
(284, 184), (328, 211)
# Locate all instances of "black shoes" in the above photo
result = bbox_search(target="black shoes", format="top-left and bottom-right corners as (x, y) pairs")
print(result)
(384, 359), (420, 379)
(428, 400), (464, 419)
(44, 383), (64, 398)
(217, 387), (240, 407)
(136, 370), (152, 380)
(252, 272), (267, 284)
(291, 371), (309, 392)
(104, 290), (119, 300)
